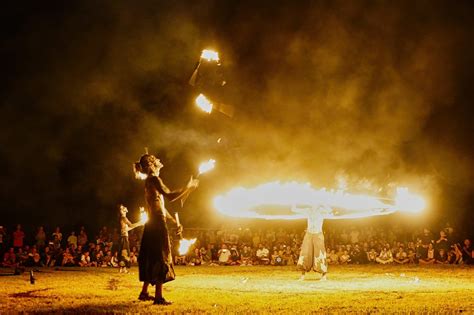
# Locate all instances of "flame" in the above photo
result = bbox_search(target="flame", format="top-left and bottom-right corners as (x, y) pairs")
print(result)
(195, 94), (213, 113)
(214, 182), (426, 220)
(200, 49), (219, 62)
(178, 238), (196, 255)
(135, 172), (148, 180)
(139, 207), (149, 224)
(198, 159), (216, 175)
(394, 187), (426, 213)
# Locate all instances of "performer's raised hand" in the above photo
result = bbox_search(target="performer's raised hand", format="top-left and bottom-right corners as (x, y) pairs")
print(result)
(176, 224), (184, 236)
(187, 176), (199, 189)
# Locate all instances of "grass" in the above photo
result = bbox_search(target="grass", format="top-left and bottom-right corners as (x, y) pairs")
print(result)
(1, 264), (473, 314)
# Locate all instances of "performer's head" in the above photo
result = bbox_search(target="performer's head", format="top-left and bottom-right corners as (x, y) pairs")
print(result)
(119, 204), (128, 217)
(133, 154), (163, 178)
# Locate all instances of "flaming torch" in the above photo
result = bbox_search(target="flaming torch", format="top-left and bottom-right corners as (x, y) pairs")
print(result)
(195, 94), (213, 114)
(200, 49), (219, 62)
(194, 93), (235, 118)
(198, 159), (216, 176)
(139, 207), (149, 224)
(175, 212), (197, 255)
(189, 49), (221, 86)
(179, 159), (216, 207)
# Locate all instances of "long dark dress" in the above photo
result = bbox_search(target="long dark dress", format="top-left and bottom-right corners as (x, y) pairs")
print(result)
(138, 175), (189, 285)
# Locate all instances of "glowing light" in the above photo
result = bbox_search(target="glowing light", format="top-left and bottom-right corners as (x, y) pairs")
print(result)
(394, 187), (426, 213)
(198, 159), (216, 175)
(139, 207), (149, 224)
(200, 49), (219, 62)
(195, 94), (213, 113)
(135, 172), (148, 180)
(214, 182), (426, 220)
(178, 238), (196, 255)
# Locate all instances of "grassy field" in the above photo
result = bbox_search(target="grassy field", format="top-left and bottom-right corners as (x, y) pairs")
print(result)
(1, 264), (473, 314)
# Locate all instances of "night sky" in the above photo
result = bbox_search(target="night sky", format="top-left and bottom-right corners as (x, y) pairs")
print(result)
(1, 1), (473, 232)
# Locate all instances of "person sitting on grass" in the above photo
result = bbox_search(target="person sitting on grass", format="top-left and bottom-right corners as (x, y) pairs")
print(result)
(419, 243), (436, 265)
(79, 250), (96, 267)
(255, 243), (270, 265)
(2, 248), (17, 267)
(188, 248), (202, 266)
(240, 245), (253, 266)
(461, 239), (473, 264)
(407, 248), (417, 264)
(218, 243), (231, 265)
(327, 249), (339, 264)
(435, 249), (449, 264)
(229, 246), (241, 266)
(367, 248), (377, 263)
(339, 250), (351, 264)
(61, 248), (76, 267)
(393, 246), (409, 264)
(375, 245), (393, 264)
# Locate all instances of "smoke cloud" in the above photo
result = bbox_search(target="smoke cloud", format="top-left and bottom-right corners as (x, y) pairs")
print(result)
(1, 1), (473, 229)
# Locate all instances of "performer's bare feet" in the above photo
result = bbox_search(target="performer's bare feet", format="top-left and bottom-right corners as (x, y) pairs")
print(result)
(154, 297), (172, 305)
(320, 273), (327, 281)
(138, 292), (154, 301)
(298, 274), (305, 281)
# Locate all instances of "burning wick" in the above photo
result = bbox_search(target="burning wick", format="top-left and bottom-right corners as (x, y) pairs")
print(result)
(198, 159), (216, 176)
(139, 207), (149, 224)
(195, 94), (213, 114)
(200, 49), (219, 62)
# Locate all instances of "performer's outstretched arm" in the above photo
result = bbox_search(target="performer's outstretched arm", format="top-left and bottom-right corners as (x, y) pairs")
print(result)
(152, 176), (198, 202)
(327, 208), (396, 220)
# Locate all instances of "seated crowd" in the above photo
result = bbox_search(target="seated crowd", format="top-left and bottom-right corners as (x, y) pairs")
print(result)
(0, 223), (472, 269)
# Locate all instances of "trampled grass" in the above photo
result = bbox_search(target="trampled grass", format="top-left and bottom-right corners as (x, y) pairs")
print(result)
(1, 264), (473, 313)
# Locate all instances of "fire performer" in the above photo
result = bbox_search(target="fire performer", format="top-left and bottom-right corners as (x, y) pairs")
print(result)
(292, 204), (395, 281)
(133, 153), (199, 305)
(117, 204), (144, 274)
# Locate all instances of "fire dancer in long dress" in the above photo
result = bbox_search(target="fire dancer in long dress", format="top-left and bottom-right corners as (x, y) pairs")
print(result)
(118, 204), (144, 274)
(293, 204), (395, 280)
(134, 154), (198, 305)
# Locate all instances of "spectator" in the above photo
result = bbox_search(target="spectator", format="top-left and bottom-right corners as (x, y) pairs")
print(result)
(52, 227), (63, 243)
(419, 243), (436, 265)
(2, 248), (17, 267)
(229, 246), (241, 265)
(218, 244), (231, 265)
(35, 226), (47, 250)
(12, 224), (25, 250)
(436, 249), (449, 264)
(461, 239), (473, 264)
(393, 247), (409, 264)
(67, 231), (78, 248)
(240, 245), (253, 266)
(255, 243), (270, 265)
(0, 226), (6, 255)
(188, 248), (202, 266)
(78, 227), (88, 247)
(435, 230), (449, 252)
(328, 249), (339, 264)
(61, 248), (76, 267)
(376, 245), (393, 264)
(339, 250), (351, 264)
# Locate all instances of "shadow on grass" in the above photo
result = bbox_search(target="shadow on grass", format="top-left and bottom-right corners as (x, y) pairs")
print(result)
(10, 288), (52, 298)
(32, 301), (151, 314)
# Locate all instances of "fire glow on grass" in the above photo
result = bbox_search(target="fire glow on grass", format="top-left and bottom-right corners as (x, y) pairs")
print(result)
(214, 182), (426, 220)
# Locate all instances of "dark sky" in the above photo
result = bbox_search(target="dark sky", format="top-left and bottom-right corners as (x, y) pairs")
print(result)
(1, 0), (473, 231)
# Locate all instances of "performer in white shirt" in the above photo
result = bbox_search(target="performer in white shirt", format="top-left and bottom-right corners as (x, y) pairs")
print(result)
(292, 204), (394, 280)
